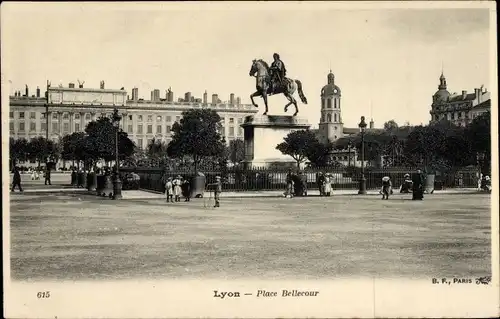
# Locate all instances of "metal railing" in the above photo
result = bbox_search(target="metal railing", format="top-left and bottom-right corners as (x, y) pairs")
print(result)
(120, 166), (480, 193)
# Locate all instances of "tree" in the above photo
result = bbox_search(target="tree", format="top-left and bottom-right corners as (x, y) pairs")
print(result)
(228, 139), (245, 164)
(166, 109), (226, 171)
(146, 138), (168, 162)
(26, 137), (60, 167)
(276, 130), (320, 168)
(9, 138), (29, 169)
(466, 111), (490, 156)
(84, 113), (135, 165)
(61, 132), (86, 167)
(383, 119), (399, 131)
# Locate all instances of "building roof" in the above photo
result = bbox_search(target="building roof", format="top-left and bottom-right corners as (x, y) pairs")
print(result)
(448, 93), (476, 102)
(474, 98), (491, 110)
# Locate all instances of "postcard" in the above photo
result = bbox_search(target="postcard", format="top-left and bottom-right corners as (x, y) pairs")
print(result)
(2, 1), (499, 318)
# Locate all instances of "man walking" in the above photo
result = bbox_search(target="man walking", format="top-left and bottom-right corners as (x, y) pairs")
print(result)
(11, 166), (23, 192)
(44, 164), (52, 186)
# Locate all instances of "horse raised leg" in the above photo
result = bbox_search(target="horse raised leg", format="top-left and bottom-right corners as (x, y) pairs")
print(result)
(283, 93), (295, 113)
(250, 91), (261, 108)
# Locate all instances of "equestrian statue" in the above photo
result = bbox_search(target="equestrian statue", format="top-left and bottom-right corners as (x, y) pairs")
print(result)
(249, 53), (308, 116)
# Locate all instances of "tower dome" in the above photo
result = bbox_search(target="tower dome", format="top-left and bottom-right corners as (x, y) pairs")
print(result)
(433, 72), (450, 102)
(321, 70), (341, 97)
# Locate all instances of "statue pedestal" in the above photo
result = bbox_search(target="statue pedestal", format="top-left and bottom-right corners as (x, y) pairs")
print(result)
(241, 114), (311, 168)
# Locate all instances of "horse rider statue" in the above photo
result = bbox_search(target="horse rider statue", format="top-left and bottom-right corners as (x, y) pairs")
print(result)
(270, 53), (287, 92)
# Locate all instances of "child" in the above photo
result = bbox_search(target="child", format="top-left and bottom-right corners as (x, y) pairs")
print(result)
(172, 175), (182, 202)
(207, 176), (222, 207)
(381, 176), (392, 200)
(165, 177), (173, 202)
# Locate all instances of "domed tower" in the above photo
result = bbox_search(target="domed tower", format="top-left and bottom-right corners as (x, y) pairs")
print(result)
(319, 70), (343, 144)
(430, 72), (451, 122)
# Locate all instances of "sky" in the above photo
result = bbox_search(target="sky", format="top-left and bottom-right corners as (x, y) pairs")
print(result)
(2, 2), (495, 129)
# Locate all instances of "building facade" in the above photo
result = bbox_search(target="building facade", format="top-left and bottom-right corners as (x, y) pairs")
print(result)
(9, 82), (257, 153)
(430, 72), (491, 126)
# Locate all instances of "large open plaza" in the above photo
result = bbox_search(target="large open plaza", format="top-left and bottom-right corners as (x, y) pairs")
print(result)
(10, 191), (491, 281)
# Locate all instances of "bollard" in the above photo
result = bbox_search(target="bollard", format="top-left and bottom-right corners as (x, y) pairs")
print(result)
(87, 172), (97, 192)
(103, 175), (113, 198)
(76, 172), (83, 188)
(96, 175), (105, 196)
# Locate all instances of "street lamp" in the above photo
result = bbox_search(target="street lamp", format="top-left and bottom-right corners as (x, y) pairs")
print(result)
(112, 109), (123, 199)
(347, 139), (352, 167)
(476, 151), (485, 179)
(358, 116), (367, 194)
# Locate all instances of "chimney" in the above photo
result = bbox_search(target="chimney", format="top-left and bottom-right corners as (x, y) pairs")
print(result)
(369, 119), (374, 129)
(474, 88), (481, 103)
(100, 81), (105, 89)
(25, 85), (29, 96)
(212, 94), (218, 104)
(69, 83), (75, 88)
(230, 93), (235, 105)
(36, 86), (40, 97)
(236, 97), (241, 105)
(462, 90), (467, 99)
(203, 90), (208, 104)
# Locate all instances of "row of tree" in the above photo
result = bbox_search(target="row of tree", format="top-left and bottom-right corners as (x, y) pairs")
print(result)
(10, 107), (490, 174)
(276, 112), (491, 173)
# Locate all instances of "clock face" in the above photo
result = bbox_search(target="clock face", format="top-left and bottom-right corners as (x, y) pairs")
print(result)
(333, 89), (338, 94)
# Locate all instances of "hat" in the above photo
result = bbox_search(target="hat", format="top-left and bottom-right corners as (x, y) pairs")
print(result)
(404, 173), (410, 177)
(167, 177), (172, 181)
(176, 175), (182, 179)
(382, 176), (390, 182)
(215, 176), (221, 180)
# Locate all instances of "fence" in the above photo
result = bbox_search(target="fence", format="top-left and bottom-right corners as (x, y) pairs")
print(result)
(120, 166), (480, 193)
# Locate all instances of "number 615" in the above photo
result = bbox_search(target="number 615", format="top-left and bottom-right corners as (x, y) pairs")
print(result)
(37, 291), (50, 298)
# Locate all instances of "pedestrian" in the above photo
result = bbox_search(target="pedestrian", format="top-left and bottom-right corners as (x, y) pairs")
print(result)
(477, 173), (483, 191)
(400, 174), (412, 193)
(317, 172), (325, 196)
(181, 177), (191, 202)
(207, 176), (222, 208)
(44, 164), (52, 185)
(324, 173), (332, 196)
(284, 168), (294, 198)
(11, 166), (23, 192)
(165, 177), (173, 202)
(381, 176), (392, 200)
(411, 170), (425, 200)
(172, 175), (182, 202)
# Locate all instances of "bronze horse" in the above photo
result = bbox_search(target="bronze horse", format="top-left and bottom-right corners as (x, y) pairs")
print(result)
(249, 59), (308, 116)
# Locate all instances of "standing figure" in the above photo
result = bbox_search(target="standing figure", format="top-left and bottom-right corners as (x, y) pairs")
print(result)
(181, 177), (191, 202)
(44, 164), (52, 185)
(477, 173), (483, 191)
(11, 166), (23, 192)
(270, 53), (287, 92)
(317, 172), (325, 196)
(172, 175), (182, 202)
(400, 174), (413, 193)
(381, 176), (392, 200)
(165, 177), (173, 202)
(324, 173), (332, 196)
(207, 176), (222, 208)
(411, 170), (425, 200)
(284, 168), (294, 198)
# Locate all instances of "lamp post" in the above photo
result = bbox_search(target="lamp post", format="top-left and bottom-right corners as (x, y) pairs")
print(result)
(476, 151), (485, 182)
(358, 116), (367, 194)
(347, 139), (352, 167)
(112, 109), (123, 199)
(44, 81), (50, 171)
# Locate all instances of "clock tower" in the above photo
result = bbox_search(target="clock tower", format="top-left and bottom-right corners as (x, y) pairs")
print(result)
(319, 70), (343, 144)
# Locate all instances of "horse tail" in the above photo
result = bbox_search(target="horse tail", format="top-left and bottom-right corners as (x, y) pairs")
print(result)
(295, 79), (308, 104)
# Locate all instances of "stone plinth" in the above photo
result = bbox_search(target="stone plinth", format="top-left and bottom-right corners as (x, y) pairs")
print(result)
(241, 114), (311, 168)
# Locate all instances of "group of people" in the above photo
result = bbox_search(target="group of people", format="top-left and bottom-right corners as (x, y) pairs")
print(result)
(477, 173), (492, 193)
(164, 175), (191, 202)
(164, 175), (223, 208)
(378, 170), (426, 200)
(11, 165), (53, 192)
(317, 172), (333, 196)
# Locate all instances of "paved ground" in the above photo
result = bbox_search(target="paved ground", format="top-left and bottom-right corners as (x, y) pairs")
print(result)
(9, 191), (491, 281)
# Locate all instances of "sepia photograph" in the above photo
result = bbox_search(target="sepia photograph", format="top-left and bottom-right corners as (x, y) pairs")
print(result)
(2, 1), (499, 318)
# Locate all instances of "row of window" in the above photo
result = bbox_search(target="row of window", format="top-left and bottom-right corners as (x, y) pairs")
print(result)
(321, 113), (341, 123)
(9, 111), (245, 124)
(10, 121), (245, 137)
(321, 98), (340, 109)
